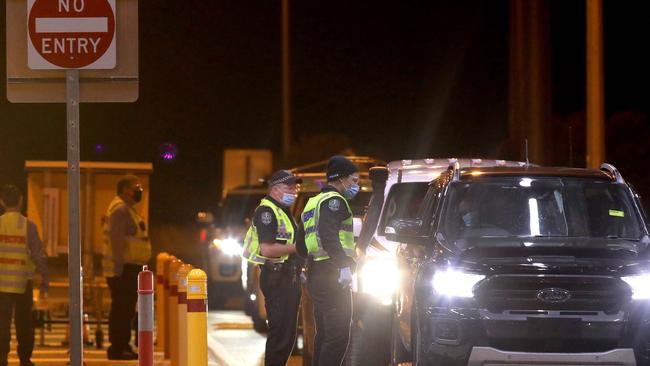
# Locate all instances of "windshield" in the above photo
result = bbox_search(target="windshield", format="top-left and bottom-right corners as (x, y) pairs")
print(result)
(440, 177), (646, 246)
(220, 193), (265, 227)
(380, 182), (429, 234)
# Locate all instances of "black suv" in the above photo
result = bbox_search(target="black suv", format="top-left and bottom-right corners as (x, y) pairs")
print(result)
(387, 163), (650, 366)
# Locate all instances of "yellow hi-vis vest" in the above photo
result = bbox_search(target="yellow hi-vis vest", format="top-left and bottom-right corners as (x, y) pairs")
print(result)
(242, 198), (296, 265)
(0, 212), (35, 294)
(102, 197), (151, 277)
(302, 191), (355, 261)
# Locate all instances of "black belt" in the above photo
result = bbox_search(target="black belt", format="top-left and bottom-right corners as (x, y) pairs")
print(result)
(262, 261), (290, 272)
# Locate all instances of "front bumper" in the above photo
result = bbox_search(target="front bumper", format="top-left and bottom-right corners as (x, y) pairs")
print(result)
(417, 302), (650, 364)
(467, 347), (636, 366)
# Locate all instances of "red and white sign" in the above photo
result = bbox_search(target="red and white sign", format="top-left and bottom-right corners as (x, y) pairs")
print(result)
(27, 0), (116, 70)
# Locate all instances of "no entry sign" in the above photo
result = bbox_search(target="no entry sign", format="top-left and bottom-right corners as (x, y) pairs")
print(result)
(27, 0), (116, 69)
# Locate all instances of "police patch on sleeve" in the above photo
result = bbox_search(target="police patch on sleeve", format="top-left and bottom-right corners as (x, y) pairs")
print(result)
(261, 212), (273, 225)
(328, 199), (341, 211)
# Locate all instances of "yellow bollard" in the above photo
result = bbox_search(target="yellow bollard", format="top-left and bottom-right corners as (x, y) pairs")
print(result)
(177, 264), (193, 366)
(162, 255), (177, 359)
(168, 259), (183, 366)
(187, 269), (208, 366)
(155, 252), (171, 353)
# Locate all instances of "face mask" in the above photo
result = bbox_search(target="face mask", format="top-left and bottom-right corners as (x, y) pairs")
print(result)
(462, 211), (478, 227)
(133, 189), (143, 203)
(281, 193), (295, 206)
(343, 183), (360, 200)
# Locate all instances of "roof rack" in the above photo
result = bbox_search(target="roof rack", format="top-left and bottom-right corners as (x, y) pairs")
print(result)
(600, 163), (625, 183)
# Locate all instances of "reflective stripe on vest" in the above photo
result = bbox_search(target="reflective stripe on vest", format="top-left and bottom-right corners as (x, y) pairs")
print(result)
(102, 197), (152, 277)
(242, 198), (296, 265)
(0, 213), (34, 294)
(302, 191), (355, 261)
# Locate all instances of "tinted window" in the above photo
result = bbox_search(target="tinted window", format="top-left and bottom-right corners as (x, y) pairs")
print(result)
(379, 182), (430, 233)
(440, 177), (645, 245)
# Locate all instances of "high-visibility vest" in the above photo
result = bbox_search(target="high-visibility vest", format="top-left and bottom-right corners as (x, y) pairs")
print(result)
(302, 191), (355, 261)
(242, 198), (296, 265)
(0, 212), (35, 294)
(102, 197), (151, 277)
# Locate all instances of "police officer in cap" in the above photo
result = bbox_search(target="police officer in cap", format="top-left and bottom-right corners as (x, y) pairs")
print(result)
(301, 156), (360, 366)
(242, 170), (303, 366)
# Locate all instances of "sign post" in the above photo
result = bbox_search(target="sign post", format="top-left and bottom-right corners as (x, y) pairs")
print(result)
(6, 1), (138, 365)
(66, 68), (83, 366)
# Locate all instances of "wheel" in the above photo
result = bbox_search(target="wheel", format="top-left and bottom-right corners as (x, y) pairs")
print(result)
(390, 314), (410, 365)
(207, 281), (227, 310)
(412, 319), (427, 366)
(349, 306), (392, 366)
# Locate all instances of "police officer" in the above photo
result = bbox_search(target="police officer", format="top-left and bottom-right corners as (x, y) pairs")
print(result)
(242, 170), (303, 366)
(301, 156), (359, 366)
(102, 175), (151, 360)
(0, 184), (49, 366)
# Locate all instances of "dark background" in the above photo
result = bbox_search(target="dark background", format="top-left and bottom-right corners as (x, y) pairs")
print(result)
(1, 0), (649, 225)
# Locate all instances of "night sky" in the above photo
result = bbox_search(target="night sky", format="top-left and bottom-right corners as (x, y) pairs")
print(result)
(1, 1), (649, 224)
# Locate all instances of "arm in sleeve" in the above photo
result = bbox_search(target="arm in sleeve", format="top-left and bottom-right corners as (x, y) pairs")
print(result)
(318, 197), (355, 269)
(295, 221), (308, 260)
(109, 206), (131, 277)
(27, 220), (49, 288)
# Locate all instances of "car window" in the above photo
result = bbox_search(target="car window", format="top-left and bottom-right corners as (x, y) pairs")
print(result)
(220, 193), (265, 227)
(379, 182), (429, 234)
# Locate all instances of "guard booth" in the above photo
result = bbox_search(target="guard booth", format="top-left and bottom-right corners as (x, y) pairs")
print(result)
(24, 160), (153, 346)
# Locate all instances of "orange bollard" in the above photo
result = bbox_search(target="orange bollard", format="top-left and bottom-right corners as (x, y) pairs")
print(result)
(177, 264), (193, 366)
(168, 259), (183, 366)
(155, 252), (171, 352)
(187, 269), (208, 366)
(162, 255), (177, 359)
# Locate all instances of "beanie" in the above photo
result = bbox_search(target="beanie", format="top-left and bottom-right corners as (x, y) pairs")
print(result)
(326, 156), (358, 181)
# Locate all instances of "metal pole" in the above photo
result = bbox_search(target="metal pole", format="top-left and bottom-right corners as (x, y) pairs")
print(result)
(586, 0), (605, 168)
(66, 69), (83, 366)
(281, 0), (291, 157)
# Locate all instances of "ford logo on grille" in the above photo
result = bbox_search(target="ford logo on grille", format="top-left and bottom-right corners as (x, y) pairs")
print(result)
(537, 288), (571, 303)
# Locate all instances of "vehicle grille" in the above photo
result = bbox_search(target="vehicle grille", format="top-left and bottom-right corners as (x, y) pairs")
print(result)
(474, 275), (630, 313)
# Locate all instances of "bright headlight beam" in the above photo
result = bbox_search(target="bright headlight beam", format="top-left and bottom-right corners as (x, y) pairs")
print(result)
(213, 237), (243, 256)
(360, 256), (399, 303)
(622, 274), (650, 300)
(432, 268), (485, 298)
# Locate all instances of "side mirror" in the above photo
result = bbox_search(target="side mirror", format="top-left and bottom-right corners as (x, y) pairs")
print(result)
(385, 218), (427, 244)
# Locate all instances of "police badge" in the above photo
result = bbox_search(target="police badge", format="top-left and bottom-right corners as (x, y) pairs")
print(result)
(328, 199), (340, 211)
(261, 211), (273, 225)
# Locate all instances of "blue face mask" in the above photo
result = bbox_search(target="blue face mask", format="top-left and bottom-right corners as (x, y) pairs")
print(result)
(281, 193), (296, 206)
(343, 183), (360, 200)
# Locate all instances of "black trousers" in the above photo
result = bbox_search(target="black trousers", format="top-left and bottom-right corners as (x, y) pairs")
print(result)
(106, 263), (140, 355)
(0, 281), (34, 365)
(308, 262), (352, 366)
(260, 266), (302, 366)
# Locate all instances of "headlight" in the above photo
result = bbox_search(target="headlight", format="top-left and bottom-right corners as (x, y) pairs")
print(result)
(213, 237), (243, 256)
(432, 268), (485, 298)
(622, 274), (650, 300)
(360, 256), (400, 305)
